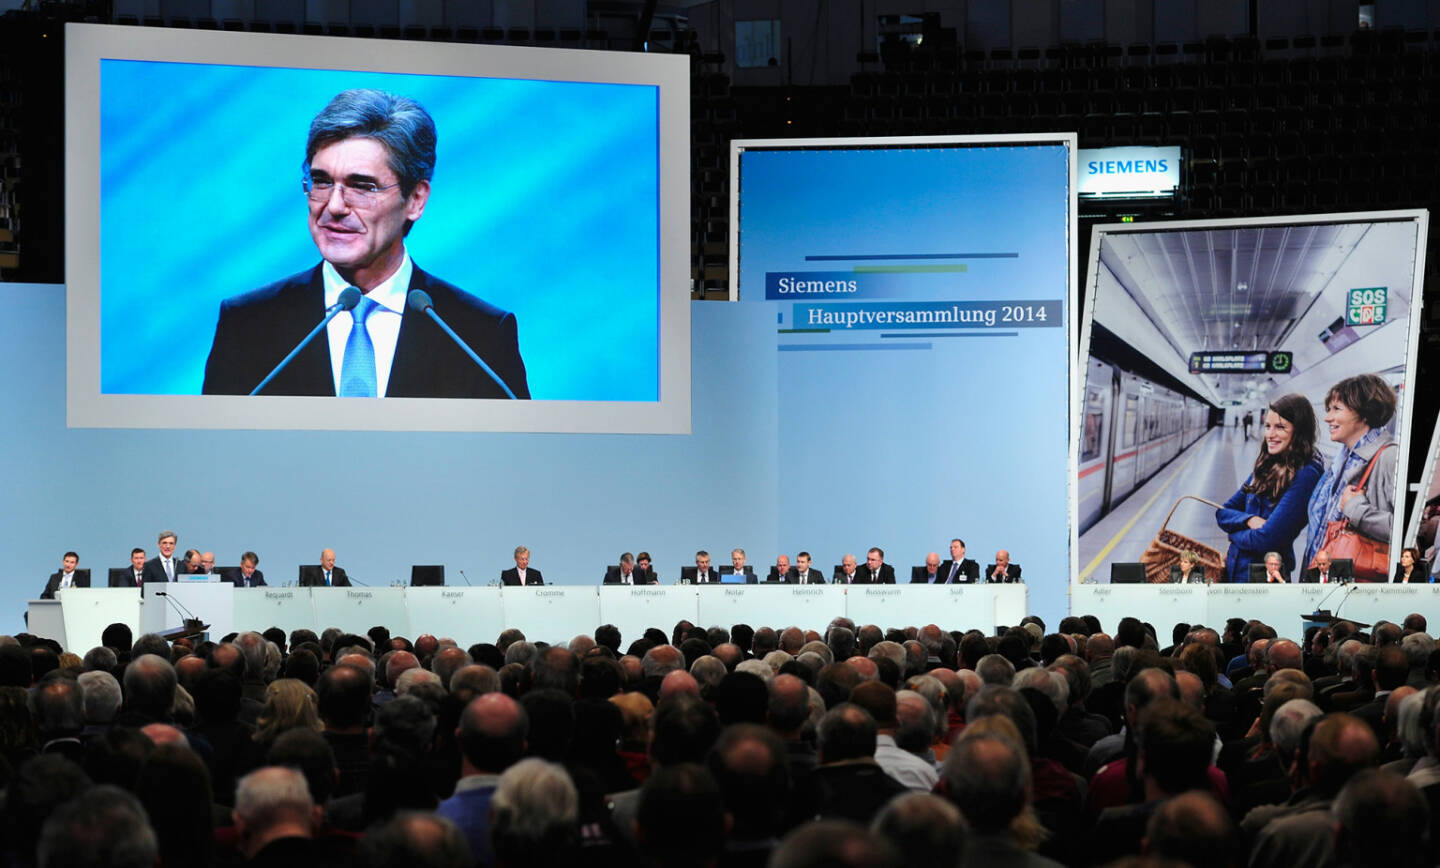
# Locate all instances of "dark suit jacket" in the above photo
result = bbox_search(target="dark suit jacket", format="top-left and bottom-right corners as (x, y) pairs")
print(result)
(985, 563), (1023, 583)
(1394, 561), (1431, 582)
(910, 570), (945, 584)
(299, 566), (349, 587)
(604, 566), (653, 585)
(938, 558), (980, 583)
(500, 567), (543, 586)
(142, 556), (181, 585)
(786, 568), (826, 584)
(111, 567), (145, 588)
(856, 563), (895, 584)
(1302, 564), (1352, 583)
(684, 567), (721, 584)
(41, 570), (91, 599)
(834, 570), (862, 584)
(202, 263), (530, 399)
(227, 568), (267, 588)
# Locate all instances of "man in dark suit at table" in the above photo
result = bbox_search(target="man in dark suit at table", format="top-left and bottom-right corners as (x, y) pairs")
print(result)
(693, 551), (720, 584)
(300, 548), (350, 587)
(501, 546), (543, 586)
(912, 552), (944, 583)
(201, 89), (528, 400)
(141, 530), (181, 586)
(856, 547), (895, 584)
(939, 538), (980, 584)
(41, 552), (88, 599)
(986, 550), (1023, 583)
(787, 551), (826, 585)
(228, 551), (268, 588)
(1302, 550), (1352, 584)
(111, 548), (147, 588)
(604, 552), (649, 585)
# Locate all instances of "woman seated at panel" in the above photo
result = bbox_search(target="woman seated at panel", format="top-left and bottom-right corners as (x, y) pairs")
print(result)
(1216, 393), (1324, 582)
(1393, 547), (1429, 583)
(1168, 550), (1209, 584)
(1302, 373), (1399, 580)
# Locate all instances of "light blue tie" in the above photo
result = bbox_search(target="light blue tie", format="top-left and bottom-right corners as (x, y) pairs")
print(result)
(339, 295), (379, 397)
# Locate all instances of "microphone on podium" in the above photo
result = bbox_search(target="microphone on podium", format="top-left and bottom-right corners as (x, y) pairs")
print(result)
(406, 289), (518, 399)
(249, 286), (362, 396)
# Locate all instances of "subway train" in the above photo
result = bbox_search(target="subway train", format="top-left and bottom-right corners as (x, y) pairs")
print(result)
(1079, 358), (1214, 534)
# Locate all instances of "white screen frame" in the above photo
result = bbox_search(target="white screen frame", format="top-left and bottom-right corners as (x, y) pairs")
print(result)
(65, 23), (691, 433)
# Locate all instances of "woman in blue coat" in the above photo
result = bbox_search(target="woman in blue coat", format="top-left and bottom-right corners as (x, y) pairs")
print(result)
(1215, 393), (1324, 581)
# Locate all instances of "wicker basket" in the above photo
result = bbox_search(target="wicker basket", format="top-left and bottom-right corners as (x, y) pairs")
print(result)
(1139, 495), (1226, 583)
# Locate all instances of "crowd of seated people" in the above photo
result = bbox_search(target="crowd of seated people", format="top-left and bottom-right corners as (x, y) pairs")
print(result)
(0, 608), (1438, 867)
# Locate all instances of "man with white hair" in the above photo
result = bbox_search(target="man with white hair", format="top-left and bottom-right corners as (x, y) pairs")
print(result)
(78, 670), (122, 732)
(491, 758), (579, 867)
(232, 766), (323, 863)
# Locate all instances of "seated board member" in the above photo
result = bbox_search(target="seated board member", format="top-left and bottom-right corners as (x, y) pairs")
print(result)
(111, 548), (148, 588)
(299, 548), (350, 587)
(985, 550), (1022, 583)
(227, 551), (267, 588)
(855, 547), (896, 584)
(501, 545), (543, 586)
(634, 552), (658, 584)
(720, 548), (757, 583)
(687, 551), (720, 584)
(938, 538), (980, 584)
(911, 552), (944, 583)
(1393, 547), (1429, 583)
(1169, 550), (1209, 584)
(1247, 551), (1289, 583)
(786, 552), (826, 584)
(41, 552), (89, 599)
(1302, 550), (1352, 584)
(202, 89), (528, 400)
(766, 554), (791, 583)
(605, 552), (652, 584)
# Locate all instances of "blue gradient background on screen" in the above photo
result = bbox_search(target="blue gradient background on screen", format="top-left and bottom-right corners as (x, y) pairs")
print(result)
(738, 144), (1072, 598)
(98, 60), (659, 400)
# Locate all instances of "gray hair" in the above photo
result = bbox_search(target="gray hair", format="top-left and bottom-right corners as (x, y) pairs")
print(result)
(234, 766), (314, 827)
(763, 650), (793, 673)
(737, 659), (775, 683)
(305, 89), (437, 197)
(83, 645), (117, 672)
(1402, 633), (1434, 669)
(396, 667), (442, 696)
(491, 758), (578, 862)
(869, 641), (906, 670)
(689, 655), (727, 690)
(78, 670), (123, 724)
(504, 641), (538, 668)
(157, 529), (177, 544)
(1396, 690), (1429, 758)
(235, 632), (270, 680)
(1269, 698), (1323, 757)
(451, 664), (501, 696)
(976, 653), (1017, 686)
(1012, 667), (1068, 715)
(904, 675), (949, 736)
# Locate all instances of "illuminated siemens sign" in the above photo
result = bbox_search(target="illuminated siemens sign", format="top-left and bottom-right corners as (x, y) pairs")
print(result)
(1078, 146), (1182, 199)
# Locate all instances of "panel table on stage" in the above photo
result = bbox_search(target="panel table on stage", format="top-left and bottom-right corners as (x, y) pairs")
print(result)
(140, 582), (236, 640)
(501, 586), (599, 646)
(599, 586), (698, 649)
(845, 585), (1004, 635)
(1314, 582), (1440, 628)
(233, 588), (316, 638)
(54, 588), (140, 653)
(311, 587), (409, 640)
(693, 584), (846, 633)
(1205, 583), (1327, 632)
(407, 587), (504, 650)
(993, 585), (1029, 629)
(1071, 584), (1210, 634)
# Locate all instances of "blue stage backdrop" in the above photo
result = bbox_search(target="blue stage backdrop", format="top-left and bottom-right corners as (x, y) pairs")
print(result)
(97, 60), (660, 401)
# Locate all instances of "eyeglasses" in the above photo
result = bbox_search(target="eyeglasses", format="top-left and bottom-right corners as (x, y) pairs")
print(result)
(303, 173), (401, 206)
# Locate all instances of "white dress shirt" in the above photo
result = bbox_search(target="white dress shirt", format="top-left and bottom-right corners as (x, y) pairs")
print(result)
(323, 251), (411, 397)
(58, 571), (75, 590)
(874, 734), (940, 791)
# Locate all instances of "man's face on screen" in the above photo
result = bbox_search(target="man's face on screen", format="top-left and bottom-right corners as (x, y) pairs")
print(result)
(308, 137), (428, 283)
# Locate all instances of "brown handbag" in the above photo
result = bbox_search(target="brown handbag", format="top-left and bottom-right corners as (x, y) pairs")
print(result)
(1309, 443), (1394, 581)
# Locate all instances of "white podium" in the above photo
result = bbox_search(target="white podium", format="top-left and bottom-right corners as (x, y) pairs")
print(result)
(233, 588), (316, 638)
(27, 600), (66, 648)
(55, 588), (140, 653)
(407, 587), (504, 649)
(140, 583), (237, 640)
(599, 586), (698, 649)
(500, 587), (599, 646)
(311, 587), (409, 639)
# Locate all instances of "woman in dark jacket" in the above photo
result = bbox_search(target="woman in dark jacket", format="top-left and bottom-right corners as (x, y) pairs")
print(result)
(1216, 393), (1324, 581)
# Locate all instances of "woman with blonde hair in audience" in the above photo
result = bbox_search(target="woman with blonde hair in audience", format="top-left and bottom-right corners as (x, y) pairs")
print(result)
(252, 678), (321, 751)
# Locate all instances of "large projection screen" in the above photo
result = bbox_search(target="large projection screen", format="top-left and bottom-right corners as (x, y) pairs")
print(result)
(731, 135), (1077, 612)
(1076, 211), (1429, 585)
(65, 24), (690, 433)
